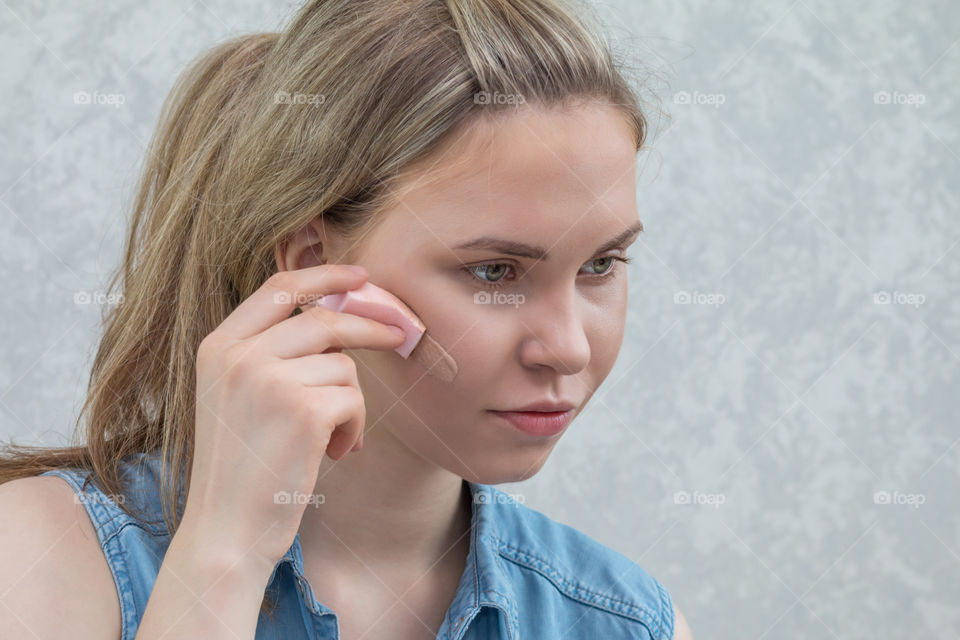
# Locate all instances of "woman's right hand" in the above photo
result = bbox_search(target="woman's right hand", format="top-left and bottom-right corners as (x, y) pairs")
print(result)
(180, 264), (407, 575)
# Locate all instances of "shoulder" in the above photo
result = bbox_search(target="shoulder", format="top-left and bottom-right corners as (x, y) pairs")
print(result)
(0, 475), (121, 639)
(482, 486), (677, 640)
(673, 603), (694, 639)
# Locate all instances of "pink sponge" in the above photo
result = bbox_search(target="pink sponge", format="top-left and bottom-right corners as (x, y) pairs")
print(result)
(312, 281), (426, 358)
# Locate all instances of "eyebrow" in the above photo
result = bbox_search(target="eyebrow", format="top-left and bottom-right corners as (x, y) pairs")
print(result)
(452, 220), (644, 261)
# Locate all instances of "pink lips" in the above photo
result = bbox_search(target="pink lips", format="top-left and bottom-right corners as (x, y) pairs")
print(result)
(489, 409), (573, 437)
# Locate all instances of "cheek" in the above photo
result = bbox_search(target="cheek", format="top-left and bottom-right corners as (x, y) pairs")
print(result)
(345, 281), (512, 400)
(585, 288), (628, 377)
(589, 322), (624, 377)
(403, 282), (522, 383)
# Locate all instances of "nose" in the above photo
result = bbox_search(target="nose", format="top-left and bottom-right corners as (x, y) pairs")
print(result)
(518, 287), (591, 375)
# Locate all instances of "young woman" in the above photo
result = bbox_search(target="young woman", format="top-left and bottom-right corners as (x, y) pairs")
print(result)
(0, 1), (692, 638)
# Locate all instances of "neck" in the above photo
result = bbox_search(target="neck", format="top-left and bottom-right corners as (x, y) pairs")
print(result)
(297, 426), (473, 584)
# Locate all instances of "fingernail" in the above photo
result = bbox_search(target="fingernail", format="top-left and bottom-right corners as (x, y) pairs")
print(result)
(389, 326), (406, 339)
(346, 265), (367, 275)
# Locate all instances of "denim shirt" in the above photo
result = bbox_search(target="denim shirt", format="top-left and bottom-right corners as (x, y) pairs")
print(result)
(40, 451), (674, 639)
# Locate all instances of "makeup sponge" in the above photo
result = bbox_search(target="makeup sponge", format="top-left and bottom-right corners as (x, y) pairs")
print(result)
(307, 280), (459, 383)
(313, 281), (425, 358)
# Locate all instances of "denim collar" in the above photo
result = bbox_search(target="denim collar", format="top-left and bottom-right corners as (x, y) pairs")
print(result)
(272, 479), (520, 640)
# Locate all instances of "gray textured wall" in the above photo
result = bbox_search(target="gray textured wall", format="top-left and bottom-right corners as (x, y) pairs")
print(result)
(2, 1), (957, 638)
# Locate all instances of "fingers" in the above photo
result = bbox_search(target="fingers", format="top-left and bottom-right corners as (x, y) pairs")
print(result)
(273, 352), (361, 388)
(312, 386), (365, 461)
(218, 264), (369, 340)
(255, 303), (406, 359)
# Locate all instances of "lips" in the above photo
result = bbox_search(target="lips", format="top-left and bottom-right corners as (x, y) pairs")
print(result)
(489, 408), (575, 437)
(497, 401), (577, 413)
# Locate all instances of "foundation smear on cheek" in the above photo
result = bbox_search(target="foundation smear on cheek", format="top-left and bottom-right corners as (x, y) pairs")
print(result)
(407, 331), (458, 382)
(306, 281), (459, 383)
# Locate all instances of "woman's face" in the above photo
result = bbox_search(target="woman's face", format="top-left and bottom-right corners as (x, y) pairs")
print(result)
(332, 101), (642, 484)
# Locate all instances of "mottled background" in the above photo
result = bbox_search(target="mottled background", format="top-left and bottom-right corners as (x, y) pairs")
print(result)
(1, 1), (957, 638)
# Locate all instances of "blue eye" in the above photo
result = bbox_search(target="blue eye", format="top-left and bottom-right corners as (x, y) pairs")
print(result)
(463, 255), (633, 290)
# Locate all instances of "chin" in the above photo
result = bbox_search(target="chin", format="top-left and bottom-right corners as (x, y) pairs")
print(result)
(456, 453), (552, 485)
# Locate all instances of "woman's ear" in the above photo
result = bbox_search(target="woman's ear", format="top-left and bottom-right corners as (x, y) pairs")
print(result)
(274, 219), (326, 273)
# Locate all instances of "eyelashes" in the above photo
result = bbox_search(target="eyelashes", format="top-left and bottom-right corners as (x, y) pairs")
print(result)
(462, 254), (633, 290)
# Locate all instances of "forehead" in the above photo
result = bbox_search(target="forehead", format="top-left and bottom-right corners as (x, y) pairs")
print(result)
(360, 101), (640, 256)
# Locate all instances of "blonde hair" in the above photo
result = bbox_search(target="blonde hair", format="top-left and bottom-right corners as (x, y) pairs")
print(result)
(1, 0), (658, 618)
